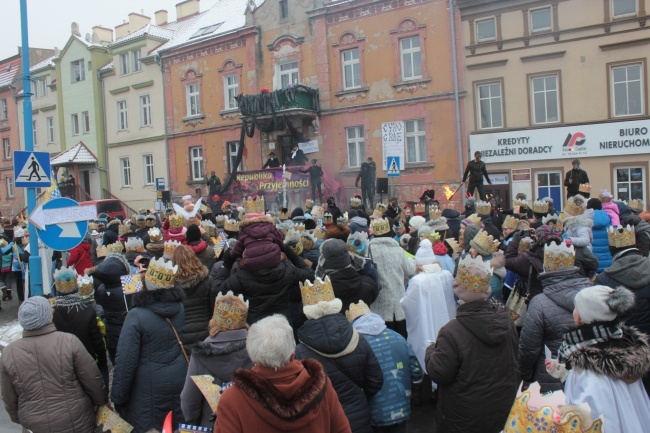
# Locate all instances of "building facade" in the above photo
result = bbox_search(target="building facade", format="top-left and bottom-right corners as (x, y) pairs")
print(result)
(459, 0), (650, 211)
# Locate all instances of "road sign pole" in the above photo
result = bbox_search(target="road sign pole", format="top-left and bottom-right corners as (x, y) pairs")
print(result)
(20, 0), (43, 297)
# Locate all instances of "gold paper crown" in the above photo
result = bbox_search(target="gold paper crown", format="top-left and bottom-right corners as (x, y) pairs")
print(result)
(118, 224), (132, 236)
(414, 203), (426, 215)
(513, 199), (528, 209)
(77, 275), (94, 298)
(285, 230), (304, 255)
(565, 195), (586, 217)
(224, 219), (240, 232)
(295, 223), (306, 232)
(429, 206), (443, 220)
(455, 255), (493, 293)
(107, 242), (124, 254)
(145, 257), (178, 289)
(163, 240), (182, 258)
(519, 238), (534, 253)
(212, 291), (249, 331)
(145, 215), (156, 228)
(96, 244), (109, 258)
(504, 388), (602, 433)
(148, 228), (163, 242)
(349, 197), (361, 207)
(278, 209), (290, 220)
(371, 210), (383, 220)
(323, 213), (333, 224)
(578, 183), (592, 193)
(446, 238), (462, 254)
(244, 196), (265, 215)
(466, 213), (482, 226)
(53, 266), (79, 294)
(607, 225), (636, 248)
(88, 222), (98, 231)
(544, 242), (575, 271)
(628, 199), (645, 212)
(533, 200), (549, 214)
(305, 199), (314, 209)
(300, 276), (335, 306)
(201, 220), (217, 237)
(470, 230), (500, 255)
(420, 230), (440, 244)
(502, 215), (518, 230)
(313, 226), (325, 239)
(125, 237), (145, 253)
(474, 200), (491, 216)
(311, 205), (325, 219)
(372, 217), (391, 236)
(375, 203), (387, 213)
(169, 213), (185, 229)
(345, 300), (371, 323)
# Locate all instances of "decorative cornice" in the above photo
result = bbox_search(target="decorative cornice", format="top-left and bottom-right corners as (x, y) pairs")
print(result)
(106, 134), (166, 148)
(599, 37), (650, 51)
(162, 37), (247, 69)
(182, 114), (205, 126)
(520, 51), (566, 62)
(334, 86), (370, 102)
(467, 59), (508, 69)
(219, 109), (240, 120)
(392, 78), (432, 93)
(267, 35), (305, 51)
(39, 104), (57, 112)
(109, 86), (130, 95)
(131, 80), (154, 89)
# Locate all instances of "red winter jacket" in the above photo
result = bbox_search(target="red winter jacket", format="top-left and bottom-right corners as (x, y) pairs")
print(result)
(67, 242), (93, 275)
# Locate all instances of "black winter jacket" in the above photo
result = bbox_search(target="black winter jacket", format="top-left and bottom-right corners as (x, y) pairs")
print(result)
(519, 268), (589, 392)
(176, 267), (212, 352)
(462, 160), (490, 184)
(505, 235), (544, 299)
(93, 253), (131, 352)
(325, 267), (379, 313)
(111, 288), (187, 433)
(564, 168), (589, 196)
(296, 314), (383, 433)
(442, 209), (461, 240)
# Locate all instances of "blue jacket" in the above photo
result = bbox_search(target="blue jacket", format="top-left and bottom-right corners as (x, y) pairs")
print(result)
(1, 242), (14, 272)
(591, 209), (612, 272)
(352, 313), (423, 427)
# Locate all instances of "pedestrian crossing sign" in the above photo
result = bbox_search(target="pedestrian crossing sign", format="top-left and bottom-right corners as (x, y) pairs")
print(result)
(387, 156), (400, 178)
(14, 151), (51, 187)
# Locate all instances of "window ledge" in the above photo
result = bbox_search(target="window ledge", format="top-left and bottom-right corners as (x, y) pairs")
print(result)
(335, 86), (370, 102)
(219, 109), (240, 120)
(405, 162), (435, 169)
(140, 125), (153, 130)
(339, 167), (361, 174)
(183, 114), (205, 126)
(186, 179), (205, 185)
(392, 78), (432, 93)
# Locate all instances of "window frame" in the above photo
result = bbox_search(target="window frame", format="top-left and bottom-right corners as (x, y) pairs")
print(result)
(529, 72), (561, 125)
(2, 138), (10, 159)
(139, 94), (152, 127)
(71, 59), (86, 82)
(82, 111), (90, 134)
(223, 74), (239, 110)
(341, 48), (362, 90)
(609, 61), (645, 118)
(399, 35), (422, 81)
(277, 60), (300, 90)
(0, 99), (7, 121)
(611, 0), (638, 18)
(33, 77), (48, 98)
(32, 120), (37, 146)
(117, 100), (128, 131)
(475, 79), (505, 130)
(119, 53), (130, 75)
(46, 116), (55, 144)
(132, 49), (142, 72)
(346, 126), (365, 168)
(475, 17), (497, 42)
(120, 157), (132, 187)
(280, 0), (289, 20)
(405, 119), (427, 163)
(71, 113), (80, 136)
(612, 164), (646, 203)
(190, 146), (204, 181)
(142, 154), (155, 185)
(186, 83), (201, 117)
(6, 177), (14, 198)
(227, 141), (243, 173)
(529, 6), (553, 33)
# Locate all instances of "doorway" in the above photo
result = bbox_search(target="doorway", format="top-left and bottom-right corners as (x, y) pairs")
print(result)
(536, 170), (563, 212)
(277, 135), (294, 166)
(485, 185), (510, 211)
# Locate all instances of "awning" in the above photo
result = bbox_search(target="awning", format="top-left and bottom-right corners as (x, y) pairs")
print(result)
(50, 142), (98, 166)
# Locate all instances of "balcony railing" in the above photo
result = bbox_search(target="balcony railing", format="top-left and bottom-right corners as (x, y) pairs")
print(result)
(236, 85), (320, 117)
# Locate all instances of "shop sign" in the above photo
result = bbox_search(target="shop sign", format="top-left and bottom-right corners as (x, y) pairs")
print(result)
(234, 168), (310, 194)
(382, 121), (405, 170)
(511, 169), (531, 182)
(488, 173), (509, 185)
(470, 119), (650, 163)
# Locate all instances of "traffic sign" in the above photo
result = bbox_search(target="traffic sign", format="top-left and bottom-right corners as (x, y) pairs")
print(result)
(156, 177), (165, 190)
(29, 197), (96, 251)
(387, 156), (401, 178)
(14, 151), (51, 187)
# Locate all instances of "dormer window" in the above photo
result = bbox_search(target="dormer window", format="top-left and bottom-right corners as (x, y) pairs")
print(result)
(190, 23), (222, 39)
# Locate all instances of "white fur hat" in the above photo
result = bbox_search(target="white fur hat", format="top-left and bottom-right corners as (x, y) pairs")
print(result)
(415, 239), (436, 265)
(574, 285), (635, 324)
(409, 216), (426, 230)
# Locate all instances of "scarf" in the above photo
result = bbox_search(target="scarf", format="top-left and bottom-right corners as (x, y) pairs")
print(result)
(557, 321), (624, 365)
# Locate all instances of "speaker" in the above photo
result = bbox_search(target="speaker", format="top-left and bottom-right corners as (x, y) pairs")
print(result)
(377, 178), (388, 194)
(161, 191), (171, 203)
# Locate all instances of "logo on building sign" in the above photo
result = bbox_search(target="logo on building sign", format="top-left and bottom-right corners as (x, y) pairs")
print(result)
(561, 132), (587, 157)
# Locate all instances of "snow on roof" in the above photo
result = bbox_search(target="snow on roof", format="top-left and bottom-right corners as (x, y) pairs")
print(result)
(110, 23), (176, 47)
(0, 58), (21, 89)
(30, 55), (57, 73)
(50, 142), (98, 166)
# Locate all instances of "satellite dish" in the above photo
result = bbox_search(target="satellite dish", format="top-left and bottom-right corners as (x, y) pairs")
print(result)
(85, 33), (91, 42)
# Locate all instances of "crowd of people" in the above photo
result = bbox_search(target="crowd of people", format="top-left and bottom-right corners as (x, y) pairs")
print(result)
(1, 186), (650, 433)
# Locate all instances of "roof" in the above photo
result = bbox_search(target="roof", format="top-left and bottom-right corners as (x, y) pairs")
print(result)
(30, 55), (57, 73)
(109, 23), (176, 47)
(0, 58), (21, 89)
(50, 142), (98, 166)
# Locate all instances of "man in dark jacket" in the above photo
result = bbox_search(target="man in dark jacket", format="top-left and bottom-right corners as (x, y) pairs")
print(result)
(300, 159), (324, 203)
(355, 159), (375, 209)
(564, 159), (589, 198)
(288, 144), (308, 166)
(462, 151), (492, 200)
(383, 197), (401, 220)
(262, 152), (281, 169)
(207, 171), (221, 196)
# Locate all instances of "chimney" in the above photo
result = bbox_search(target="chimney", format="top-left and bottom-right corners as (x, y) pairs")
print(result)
(92, 26), (113, 44)
(128, 12), (151, 32)
(155, 10), (168, 26)
(115, 21), (129, 39)
(176, 0), (200, 20)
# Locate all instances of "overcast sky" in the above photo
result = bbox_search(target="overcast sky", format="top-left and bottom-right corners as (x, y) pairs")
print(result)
(1, 0), (203, 61)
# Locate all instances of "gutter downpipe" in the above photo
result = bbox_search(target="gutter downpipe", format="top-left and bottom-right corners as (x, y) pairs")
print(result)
(155, 53), (172, 203)
(449, 0), (465, 201)
(99, 69), (110, 196)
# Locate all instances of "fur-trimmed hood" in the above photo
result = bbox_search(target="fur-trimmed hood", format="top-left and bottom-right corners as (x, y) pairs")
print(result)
(238, 214), (275, 230)
(563, 212), (594, 231)
(192, 338), (247, 357)
(568, 325), (650, 383)
(174, 266), (209, 290)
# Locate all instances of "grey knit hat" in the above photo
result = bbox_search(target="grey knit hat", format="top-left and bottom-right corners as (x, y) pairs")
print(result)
(18, 296), (53, 331)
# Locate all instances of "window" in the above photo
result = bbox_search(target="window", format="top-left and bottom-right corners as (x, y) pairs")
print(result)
(190, 146), (204, 181)
(346, 126), (365, 168)
(227, 141), (242, 173)
(186, 83), (201, 116)
(536, 171), (563, 212)
(530, 7), (552, 32)
(531, 74), (560, 124)
(132, 50), (142, 72)
(615, 166), (645, 202)
(120, 50), (142, 75)
(71, 59), (85, 82)
(223, 74), (239, 110)
(611, 63), (644, 117)
(342, 48), (361, 90)
(400, 36), (422, 81)
(190, 24), (222, 39)
(139, 95), (151, 127)
(34, 77), (48, 98)
(280, 0), (289, 19)
(117, 100), (128, 130)
(46, 116), (55, 144)
(120, 157), (131, 187)
(71, 113), (79, 135)
(82, 111), (90, 134)
(476, 17), (496, 42)
(477, 81), (503, 129)
(0, 99), (7, 120)
(3, 138), (10, 159)
(6, 177), (14, 198)
(142, 154), (154, 185)
(119, 53), (130, 75)
(612, 0), (637, 17)
(405, 119), (427, 163)
(279, 61), (299, 89)
(32, 120), (37, 146)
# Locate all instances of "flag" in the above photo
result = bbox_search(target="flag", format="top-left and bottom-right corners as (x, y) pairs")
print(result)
(121, 274), (143, 294)
(42, 169), (61, 200)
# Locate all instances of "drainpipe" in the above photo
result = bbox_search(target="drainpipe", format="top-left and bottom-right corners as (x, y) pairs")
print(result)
(449, 0), (465, 200)
(155, 53), (171, 204)
(99, 70), (110, 197)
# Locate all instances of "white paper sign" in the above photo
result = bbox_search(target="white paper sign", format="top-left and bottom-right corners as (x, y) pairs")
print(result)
(299, 140), (319, 154)
(382, 121), (405, 170)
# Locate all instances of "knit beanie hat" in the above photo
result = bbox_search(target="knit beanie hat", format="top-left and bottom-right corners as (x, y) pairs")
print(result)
(318, 239), (351, 270)
(463, 224), (481, 251)
(186, 224), (202, 243)
(415, 239), (436, 265)
(103, 229), (118, 245)
(291, 207), (305, 222)
(534, 225), (563, 246)
(587, 198), (602, 210)
(574, 285), (635, 324)
(18, 296), (53, 331)
(409, 216), (426, 231)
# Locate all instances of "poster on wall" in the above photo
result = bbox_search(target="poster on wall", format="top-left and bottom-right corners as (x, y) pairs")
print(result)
(382, 121), (405, 170)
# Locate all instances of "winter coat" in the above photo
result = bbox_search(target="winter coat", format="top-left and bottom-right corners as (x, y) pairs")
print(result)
(229, 215), (285, 272)
(591, 209), (612, 272)
(327, 205), (344, 222)
(67, 241), (93, 275)
(602, 201), (621, 226)
(319, 266), (379, 313)
(93, 253), (131, 352)
(505, 236), (544, 299)
(162, 218), (188, 245)
(518, 268), (590, 392)
(1, 324), (107, 433)
(595, 250), (650, 336)
(52, 295), (108, 368)
(1, 241), (13, 272)
(442, 208), (461, 240)
(212, 252), (314, 324)
(352, 313), (423, 427)
(349, 216), (369, 234)
(622, 215), (650, 257)
(146, 240), (164, 258)
(111, 288), (188, 433)
(368, 237), (416, 322)
(181, 330), (253, 427)
(302, 245), (320, 269)
(187, 240), (215, 269)
(215, 359), (352, 433)
(563, 212), (593, 250)
(176, 267), (212, 352)
(296, 314), (383, 433)
(462, 159), (490, 184)
(425, 300), (518, 433)
(564, 168), (589, 196)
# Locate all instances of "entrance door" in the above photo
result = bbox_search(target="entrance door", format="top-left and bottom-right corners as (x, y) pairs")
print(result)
(485, 185), (509, 211)
(536, 171), (563, 212)
(278, 135), (294, 166)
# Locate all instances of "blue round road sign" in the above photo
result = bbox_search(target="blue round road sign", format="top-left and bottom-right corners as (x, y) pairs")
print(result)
(35, 197), (89, 251)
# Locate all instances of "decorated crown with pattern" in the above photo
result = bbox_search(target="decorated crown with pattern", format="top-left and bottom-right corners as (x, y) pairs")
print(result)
(305, 199), (315, 209)
(564, 195), (587, 217)
(628, 199), (645, 212)
(347, 231), (369, 255)
(337, 216), (348, 225)
(278, 209), (290, 221)
(145, 215), (157, 228)
(96, 244), (109, 258)
(301, 231), (316, 250)
(519, 237), (534, 253)
(446, 238), (462, 254)
(345, 300), (372, 323)
(108, 242), (124, 254)
(54, 266), (79, 294)
(455, 255), (493, 293)
(414, 203), (426, 215)
(77, 275), (94, 299)
(533, 200), (549, 214)
(607, 225), (636, 248)
(371, 217), (391, 236)
(578, 183), (592, 193)
(212, 291), (249, 332)
(465, 213), (482, 226)
(224, 219), (240, 232)
(311, 205), (325, 219)
(544, 242), (575, 271)
(125, 237), (145, 253)
(543, 213), (562, 227)
(118, 224), (132, 236)
(148, 228), (163, 242)
(300, 276), (335, 306)
(244, 196), (265, 215)
(513, 198), (529, 209)
(502, 215), (519, 230)
(201, 220), (217, 237)
(285, 230), (304, 255)
(323, 212), (333, 224)
(375, 203), (387, 213)
(313, 226), (326, 239)
(145, 257), (178, 290)
(470, 230), (500, 255)
(163, 240), (182, 258)
(420, 230), (441, 244)
(349, 197), (361, 207)
(169, 213), (185, 229)
(474, 200), (491, 216)
(429, 206), (443, 220)
(294, 223), (306, 232)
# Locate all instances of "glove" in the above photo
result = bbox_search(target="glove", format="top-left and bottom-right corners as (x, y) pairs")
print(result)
(545, 359), (568, 382)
